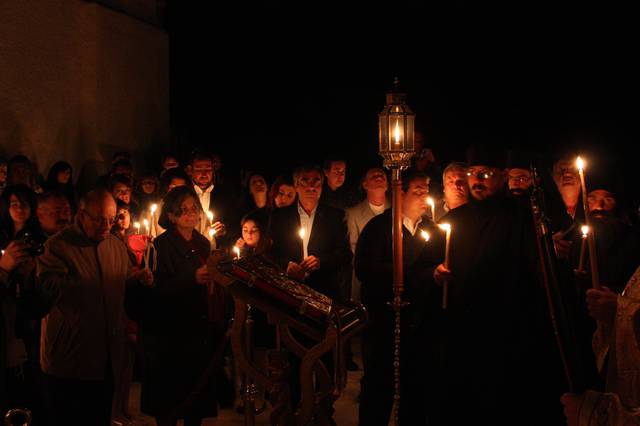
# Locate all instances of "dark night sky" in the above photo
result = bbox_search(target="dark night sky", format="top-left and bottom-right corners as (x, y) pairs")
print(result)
(167, 8), (639, 204)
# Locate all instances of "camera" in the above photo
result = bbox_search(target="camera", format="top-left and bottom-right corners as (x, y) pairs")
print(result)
(20, 232), (45, 257)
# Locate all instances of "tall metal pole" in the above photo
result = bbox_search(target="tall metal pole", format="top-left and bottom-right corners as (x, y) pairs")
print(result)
(389, 168), (405, 425)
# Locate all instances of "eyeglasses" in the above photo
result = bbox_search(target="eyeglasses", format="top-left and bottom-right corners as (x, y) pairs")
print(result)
(466, 169), (496, 180)
(180, 206), (200, 215)
(82, 210), (116, 227)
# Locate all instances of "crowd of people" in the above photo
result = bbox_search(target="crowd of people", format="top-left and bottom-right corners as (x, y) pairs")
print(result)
(0, 142), (639, 426)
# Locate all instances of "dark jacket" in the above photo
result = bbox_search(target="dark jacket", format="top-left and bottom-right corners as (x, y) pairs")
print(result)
(128, 228), (222, 419)
(266, 203), (352, 299)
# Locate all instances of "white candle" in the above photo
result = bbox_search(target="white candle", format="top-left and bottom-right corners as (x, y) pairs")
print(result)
(576, 156), (600, 289)
(299, 227), (307, 259)
(438, 223), (452, 269)
(149, 204), (157, 237)
(427, 197), (435, 221)
(438, 223), (452, 310)
(578, 225), (588, 272)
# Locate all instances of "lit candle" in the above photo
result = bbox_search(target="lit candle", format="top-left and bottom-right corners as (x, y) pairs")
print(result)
(427, 197), (435, 221)
(208, 228), (217, 250)
(1, 250), (4, 257)
(207, 211), (214, 227)
(421, 230), (430, 242)
(208, 228), (216, 239)
(576, 156), (600, 289)
(149, 204), (157, 237)
(577, 225), (588, 273)
(394, 120), (401, 145)
(134, 222), (141, 234)
(299, 227), (307, 259)
(438, 223), (452, 309)
(233, 246), (240, 260)
(143, 219), (150, 236)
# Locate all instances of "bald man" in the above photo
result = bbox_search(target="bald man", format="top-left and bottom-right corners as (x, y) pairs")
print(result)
(37, 189), (151, 426)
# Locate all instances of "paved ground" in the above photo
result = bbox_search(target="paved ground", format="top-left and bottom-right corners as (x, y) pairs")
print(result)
(124, 340), (363, 425)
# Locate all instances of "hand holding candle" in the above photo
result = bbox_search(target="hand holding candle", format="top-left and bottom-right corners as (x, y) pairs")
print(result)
(438, 223), (452, 309)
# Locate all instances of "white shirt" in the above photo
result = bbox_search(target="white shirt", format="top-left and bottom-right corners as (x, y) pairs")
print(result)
(297, 203), (317, 259)
(369, 202), (386, 216)
(402, 216), (423, 237)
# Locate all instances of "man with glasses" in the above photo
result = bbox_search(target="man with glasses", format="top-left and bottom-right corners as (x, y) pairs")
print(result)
(36, 189), (151, 426)
(435, 147), (561, 425)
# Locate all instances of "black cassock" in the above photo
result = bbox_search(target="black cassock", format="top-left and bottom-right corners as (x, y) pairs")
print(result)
(439, 196), (566, 426)
(355, 210), (443, 426)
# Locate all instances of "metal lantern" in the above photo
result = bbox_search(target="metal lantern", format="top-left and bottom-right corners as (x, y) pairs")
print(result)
(378, 77), (416, 171)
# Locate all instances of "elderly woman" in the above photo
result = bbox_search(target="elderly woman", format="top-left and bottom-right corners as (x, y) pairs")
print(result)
(132, 185), (226, 426)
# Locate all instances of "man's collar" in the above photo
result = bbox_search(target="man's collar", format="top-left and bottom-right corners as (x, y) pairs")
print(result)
(297, 201), (318, 217)
(194, 184), (214, 194)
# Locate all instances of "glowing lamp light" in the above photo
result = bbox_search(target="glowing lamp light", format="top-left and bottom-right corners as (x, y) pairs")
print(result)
(378, 77), (415, 170)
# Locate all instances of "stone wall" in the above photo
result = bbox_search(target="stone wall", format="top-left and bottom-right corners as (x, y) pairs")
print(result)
(0, 0), (169, 190)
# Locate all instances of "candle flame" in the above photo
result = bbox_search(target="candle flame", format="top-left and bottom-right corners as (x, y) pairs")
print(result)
(298, 228), (306, 239)
(1, 250), (4, 256)
(576, 156), (585, 172)
(150, 204), (157, 214)
(421, 230), (430, 242)
(581, 225), (589, 237)
(143, 219), (149, 228)
(427, 197), (435, 207)
(134, 222), (140, 229)
(208, 228), (216, 238)
(393, 121), (401, 144)
(438, 223), (451, 232)
(207, 211), (214, 221)
(233, 246), (240, 258)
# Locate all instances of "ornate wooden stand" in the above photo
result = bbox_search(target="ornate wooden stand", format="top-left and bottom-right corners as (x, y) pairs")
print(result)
(208, 251), (366, 426)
